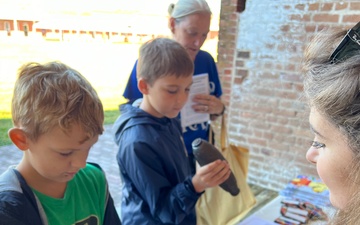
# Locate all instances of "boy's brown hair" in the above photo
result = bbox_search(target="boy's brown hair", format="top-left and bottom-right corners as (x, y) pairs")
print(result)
(11, 61), (104, 141)
(136, 37), (194, 85)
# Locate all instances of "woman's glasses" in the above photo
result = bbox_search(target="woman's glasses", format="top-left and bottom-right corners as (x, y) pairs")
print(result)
(329, 21), (360, 64)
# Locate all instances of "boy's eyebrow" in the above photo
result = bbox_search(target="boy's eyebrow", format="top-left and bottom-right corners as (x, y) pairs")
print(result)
(310, 124), (326, 139)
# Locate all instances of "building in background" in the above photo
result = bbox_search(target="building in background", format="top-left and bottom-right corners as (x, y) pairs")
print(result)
(0, 0), (220, 44)
(217, 0), (359, 190)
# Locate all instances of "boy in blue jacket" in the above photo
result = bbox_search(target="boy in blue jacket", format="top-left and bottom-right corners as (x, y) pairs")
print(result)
(113, 38), (231, 225)
(0, 62), (121, 225)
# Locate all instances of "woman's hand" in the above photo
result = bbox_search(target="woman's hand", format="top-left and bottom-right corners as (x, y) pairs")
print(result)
(192, 94), (225, 117)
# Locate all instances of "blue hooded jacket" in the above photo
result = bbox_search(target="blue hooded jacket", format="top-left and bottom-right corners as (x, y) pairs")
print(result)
(113, 104), (202, 225)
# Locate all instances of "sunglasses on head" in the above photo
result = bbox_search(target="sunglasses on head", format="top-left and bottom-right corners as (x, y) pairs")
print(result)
(329, 21), (360, 64)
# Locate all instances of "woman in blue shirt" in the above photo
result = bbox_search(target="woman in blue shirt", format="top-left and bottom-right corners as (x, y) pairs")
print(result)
(122, 0), (225, 174)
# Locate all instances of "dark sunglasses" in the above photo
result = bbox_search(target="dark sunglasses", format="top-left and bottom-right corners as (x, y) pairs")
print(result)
(329, 21), (360, 63)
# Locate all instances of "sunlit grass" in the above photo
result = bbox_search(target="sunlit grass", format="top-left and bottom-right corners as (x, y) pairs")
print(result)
(0, 119), (12, 146)
(104, 109), (120, 125)
(0, 110), (120, 147)
(0, 36), (217, 147)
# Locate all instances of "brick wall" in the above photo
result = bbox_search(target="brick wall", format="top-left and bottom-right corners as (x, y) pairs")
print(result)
(217, 0), (360, 190)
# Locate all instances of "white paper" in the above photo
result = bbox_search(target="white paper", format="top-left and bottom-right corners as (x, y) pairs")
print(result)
(180, 73), (210, 128)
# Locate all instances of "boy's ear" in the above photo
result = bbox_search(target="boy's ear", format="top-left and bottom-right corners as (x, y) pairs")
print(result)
(138, 78), (150, 95)
(8, 128), (29, 151)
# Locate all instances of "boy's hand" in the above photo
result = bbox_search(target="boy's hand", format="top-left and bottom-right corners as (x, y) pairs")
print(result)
(191, 160), (231, 193)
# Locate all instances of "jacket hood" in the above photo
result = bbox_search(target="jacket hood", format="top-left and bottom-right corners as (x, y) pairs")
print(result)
(113, 104), (175, 145)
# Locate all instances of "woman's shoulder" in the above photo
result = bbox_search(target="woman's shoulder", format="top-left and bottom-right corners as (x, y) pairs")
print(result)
(194, 50), (216, 68)
(196, 50), (215, 60)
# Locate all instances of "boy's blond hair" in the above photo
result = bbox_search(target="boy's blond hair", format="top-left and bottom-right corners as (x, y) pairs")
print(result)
(136, 38), (194, 85)
(11, 61), (104, 141)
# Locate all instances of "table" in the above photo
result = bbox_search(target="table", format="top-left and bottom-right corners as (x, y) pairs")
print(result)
(236, 196), (335, 225)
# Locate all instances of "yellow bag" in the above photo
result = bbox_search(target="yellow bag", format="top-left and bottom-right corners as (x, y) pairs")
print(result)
(196, 116), (256, 225)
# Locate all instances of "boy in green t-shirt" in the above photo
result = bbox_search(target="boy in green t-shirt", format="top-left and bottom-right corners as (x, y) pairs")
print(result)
(0, 62), (121, 225)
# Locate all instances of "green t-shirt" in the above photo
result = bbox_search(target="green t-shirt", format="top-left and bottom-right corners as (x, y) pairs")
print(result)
(32, 163), (107, 225)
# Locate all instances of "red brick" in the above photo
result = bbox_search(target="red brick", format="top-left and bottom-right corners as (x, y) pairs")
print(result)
(343, 15), (360, 23)
(272, 82), (293, 90)
(279, 100), (292, 108)
(285, 64), (296, 71)
(274, 108), (297, 117)
(277, 44), (287, 52)
(280, 73), (302, 82)
(221, 84), (231, 91)
(237, 51), (250, 58)
(275, 64), (283, 70)
(224, 69), (232, 75)
(268, 142), (288, 151)
(321, 3), (333, 11)
(290, 14), (310, 22)
(230, 13), (238, 20)
(281, 136), (296, 145)
(221, 0), (231, 6)
(264, 62), (274, 69)
(335, 2), (348, 10)
(248, 138), (267, 147)
(236, 69), (248, 77)
(254, 130), (263, 138)
(277, 117), (289, 124)
(222, 6), (235, 13)
(234, 77), (244, 84)
(263, 132), (273, 140)
(259, 72), (279, 80)
(241, 112), (259, 119)
(252, 105), (273, 114)
(236, 60), (244, 67)
(252, 121), (271, 130)
(313, 14), (339, 23)
(279, 91), (299, 99)
(308, 3), (319, 11)
(350, 2), (360, 10)
(271, 125), (292, 134)
(249, 153), (263, 163)
(254, 88), (274, 97)
(295, 4), (305, 10)
(220, 71), (230, 79)
(294, 83), (304, 92)
(260, 148), (273, 156)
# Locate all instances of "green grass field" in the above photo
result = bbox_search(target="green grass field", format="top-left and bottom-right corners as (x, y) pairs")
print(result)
(0, 40), (139, 113)
(0, 119), (12, 146)
(0, 37), (218, 147)
(0, 110), (120, 146)
(0, 40), (136, 146)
